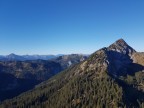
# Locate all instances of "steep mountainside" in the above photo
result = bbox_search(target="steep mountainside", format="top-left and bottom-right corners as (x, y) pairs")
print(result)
(0, 73), (39, 101)
(0, 60), (61, 101)
(1, 39), (144, 108)
(0, 54), (87, 102)
(0, 54), (87, 81)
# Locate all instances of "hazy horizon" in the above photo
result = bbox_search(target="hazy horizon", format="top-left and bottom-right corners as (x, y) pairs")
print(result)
(0, 53), (89, 56)
(0, 38), (143, 55)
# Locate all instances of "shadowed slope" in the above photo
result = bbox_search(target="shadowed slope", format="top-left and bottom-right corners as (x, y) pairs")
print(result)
(1, 39), (144, 108)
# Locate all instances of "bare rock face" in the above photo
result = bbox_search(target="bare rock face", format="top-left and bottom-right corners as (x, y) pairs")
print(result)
(1, 39), (144, 108)
(80, 39), (143, 77)
(82, 48), (108, 73)
(106, 39), (136, 76)
(108, 39), (136, 56)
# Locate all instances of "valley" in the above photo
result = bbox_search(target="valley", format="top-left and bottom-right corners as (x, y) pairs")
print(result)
(1, 39), (144, 108)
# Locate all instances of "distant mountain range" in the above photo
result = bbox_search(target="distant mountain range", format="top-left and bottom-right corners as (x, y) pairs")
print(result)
(0, 54), (88, 101)
(1, 39), (144, 107)
(0, 53), (64, 61)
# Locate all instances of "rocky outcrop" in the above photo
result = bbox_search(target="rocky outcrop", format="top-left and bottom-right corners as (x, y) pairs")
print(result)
(108, 39), (136, 56)
(78, 39), (143, 77)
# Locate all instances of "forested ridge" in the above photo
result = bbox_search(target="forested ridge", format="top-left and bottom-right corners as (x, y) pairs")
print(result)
(1, 39), (144, 108)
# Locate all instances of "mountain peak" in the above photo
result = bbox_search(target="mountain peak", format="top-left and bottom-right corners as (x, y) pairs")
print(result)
(7, 53), (18, 58)
(108, 38), (136, 55)
(115, 38), (128, 46)
(111, 38), (128, 48)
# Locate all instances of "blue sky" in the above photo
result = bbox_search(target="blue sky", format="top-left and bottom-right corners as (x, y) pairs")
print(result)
(0, 0), (144, 55)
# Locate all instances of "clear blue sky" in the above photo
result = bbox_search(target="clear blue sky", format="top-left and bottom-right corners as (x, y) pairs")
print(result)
(0, 0), (144, 55)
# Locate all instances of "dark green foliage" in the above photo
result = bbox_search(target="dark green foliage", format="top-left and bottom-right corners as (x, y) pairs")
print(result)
(1, 68), (144, 108)
(117, 71), (144, 107)
(0, 55), (87, 102)
(0, 66), (124, 108)
(1, 57), (144, 108)
(1, 39), (144, 108)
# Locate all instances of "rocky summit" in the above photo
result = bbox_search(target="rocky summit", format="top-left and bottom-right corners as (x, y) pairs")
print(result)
(1, 39), (144, 108)
(108, 39), (136, 56)
(79, 38), (143, 77)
